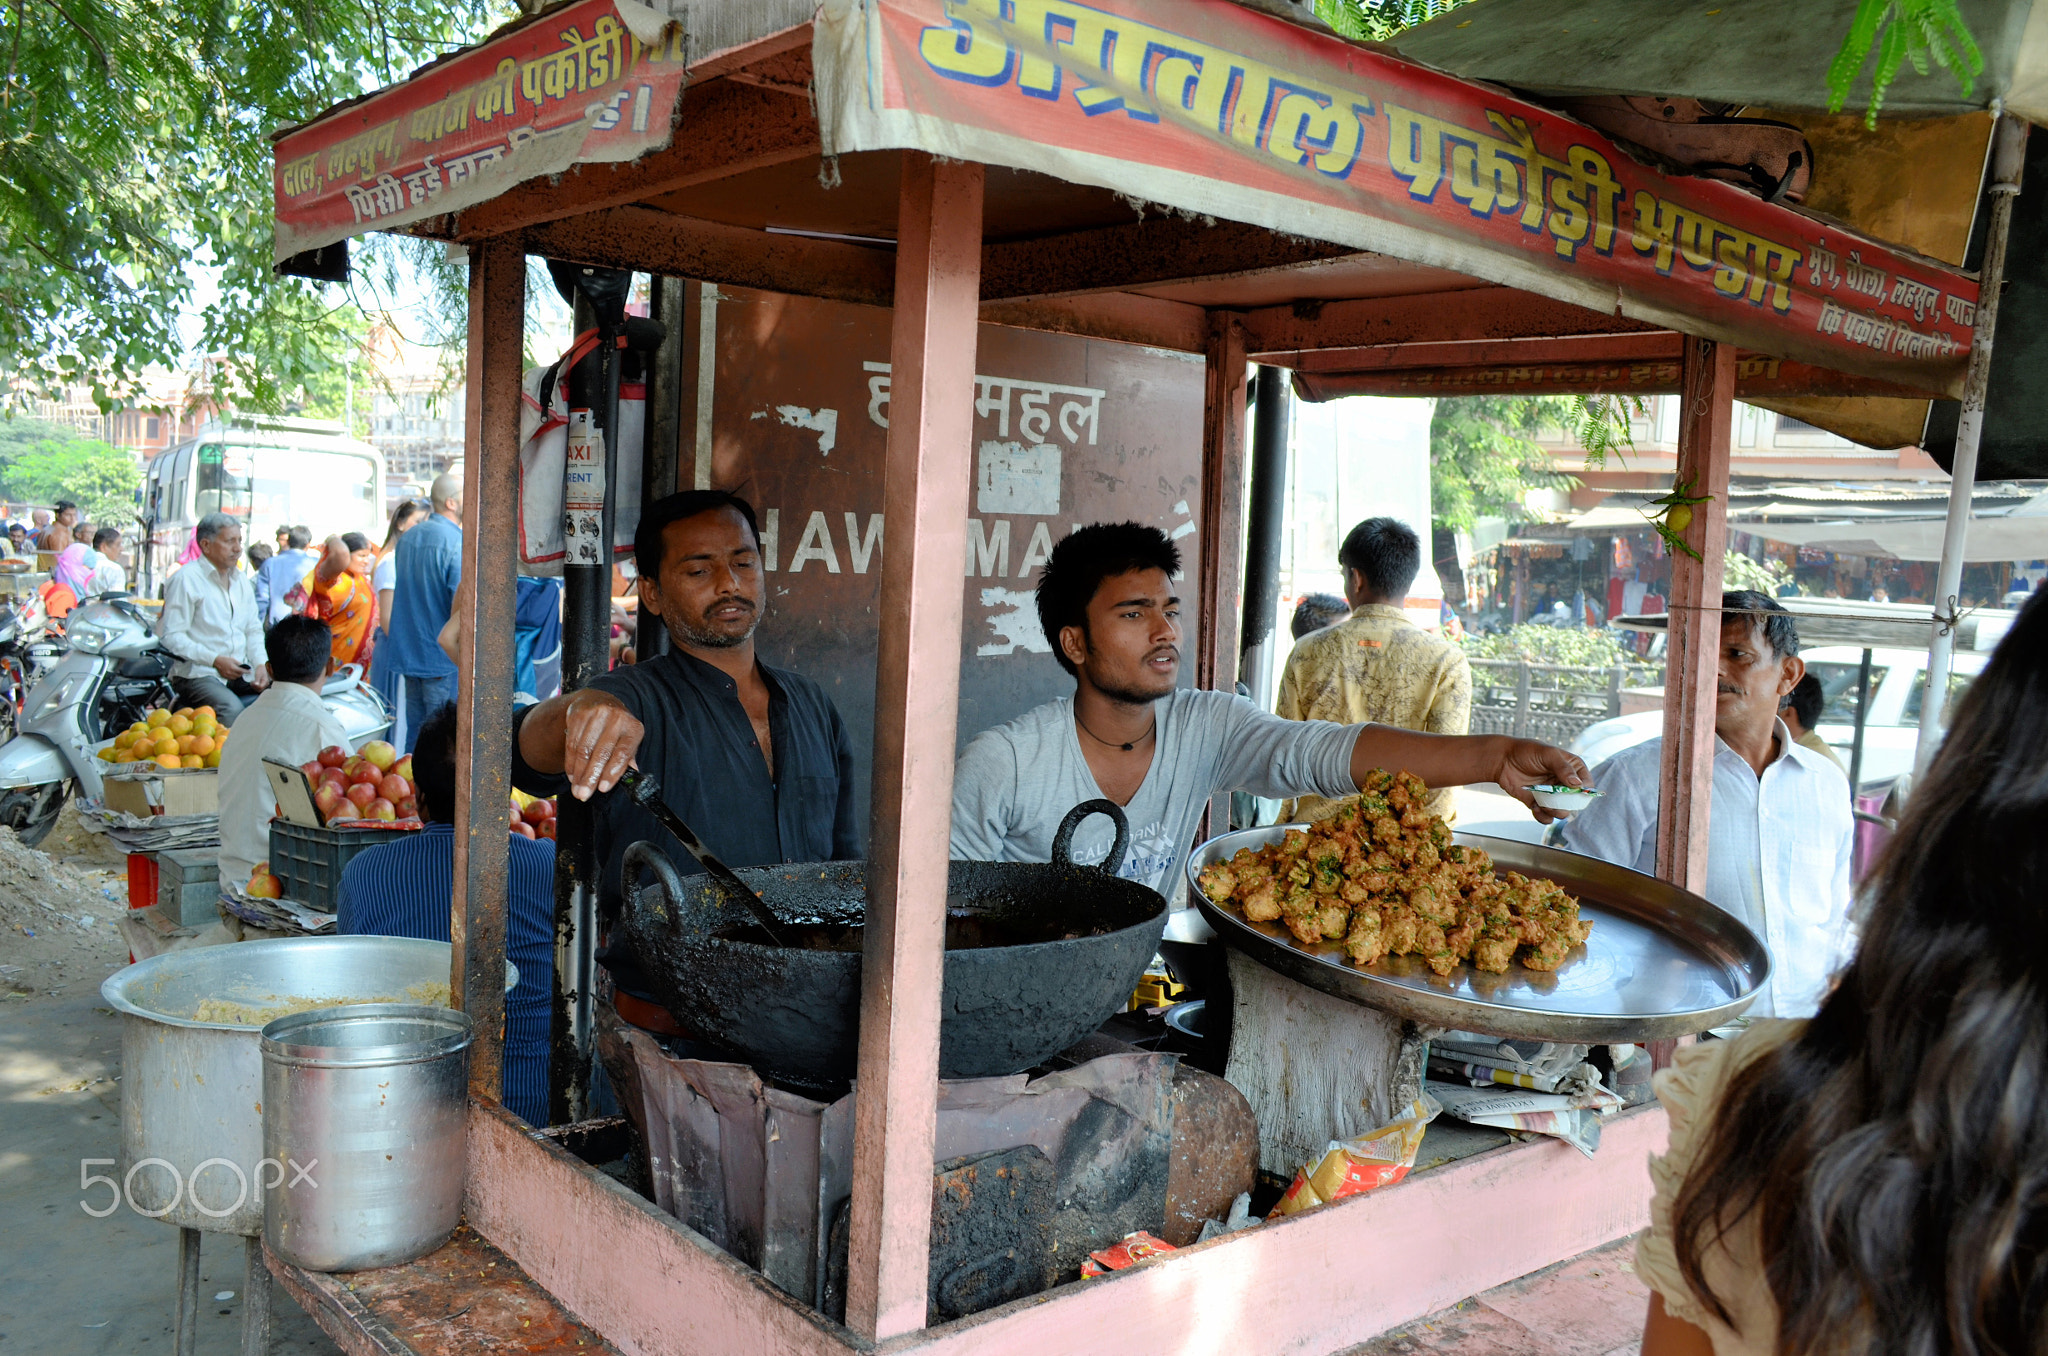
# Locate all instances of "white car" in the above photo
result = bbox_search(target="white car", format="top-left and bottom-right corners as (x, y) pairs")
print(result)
(1569, 645), (1988, 789)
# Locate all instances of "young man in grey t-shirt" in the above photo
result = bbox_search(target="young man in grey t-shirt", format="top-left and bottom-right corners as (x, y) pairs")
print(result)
(950, 523), (1587, 897)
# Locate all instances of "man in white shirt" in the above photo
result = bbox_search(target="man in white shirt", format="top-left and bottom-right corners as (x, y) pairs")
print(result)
(259, 525), (319, 624)
(88, 526), (127, 594)
(156, 512), (268, 724)
(1558, 590), (1855, 1016)
(217, 615), (349, 889)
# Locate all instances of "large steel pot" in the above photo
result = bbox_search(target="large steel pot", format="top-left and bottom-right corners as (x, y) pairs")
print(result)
(101, 936), (514, 1235)
(262, 1004), (472, 1271)
(616, 800), (1167, 1092)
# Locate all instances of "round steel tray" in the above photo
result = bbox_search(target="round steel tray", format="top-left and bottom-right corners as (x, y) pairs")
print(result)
(1187, 826), (1769, 1043)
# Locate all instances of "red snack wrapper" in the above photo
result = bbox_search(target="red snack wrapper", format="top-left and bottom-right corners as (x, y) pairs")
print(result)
(1272, 1095), (1440, 1218)
(1080, 1230), (1177, 1277)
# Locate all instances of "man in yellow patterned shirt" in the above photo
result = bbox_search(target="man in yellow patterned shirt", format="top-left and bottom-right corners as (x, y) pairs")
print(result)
(1276, 517), (1471, 824)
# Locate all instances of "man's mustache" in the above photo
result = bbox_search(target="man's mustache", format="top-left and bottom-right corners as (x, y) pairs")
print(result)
(1145, 645), (1180, 663)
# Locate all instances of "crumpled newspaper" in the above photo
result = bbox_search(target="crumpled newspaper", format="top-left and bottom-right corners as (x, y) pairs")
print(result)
(1424, 1079), (1623, 1158)
(1430, 1032), (1612, 1105)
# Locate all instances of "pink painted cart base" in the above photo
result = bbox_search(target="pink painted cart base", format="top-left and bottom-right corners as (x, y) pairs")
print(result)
(282, 1099), (1663, 1356)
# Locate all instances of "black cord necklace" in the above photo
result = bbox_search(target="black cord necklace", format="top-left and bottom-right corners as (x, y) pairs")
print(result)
(1076, 711), (1155, 752)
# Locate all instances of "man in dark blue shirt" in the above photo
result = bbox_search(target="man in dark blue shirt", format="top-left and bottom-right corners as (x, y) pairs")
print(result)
(339, 702), (555, 1123)
(512, 489), (860, 943)
(381, 472), (464, 752)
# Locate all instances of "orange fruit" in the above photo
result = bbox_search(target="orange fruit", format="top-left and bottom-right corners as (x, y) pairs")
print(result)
(168, 715), (193, 736)
(155, 754), (181, 770)
(146, 710), (170, 728)
(196, 706), (215, 718)
(203, 750), (221, 768)
(183, 755), (204, 769)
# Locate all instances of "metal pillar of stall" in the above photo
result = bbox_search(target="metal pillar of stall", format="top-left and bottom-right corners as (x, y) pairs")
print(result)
(547, 268), (631, 1125)
(1915, 115), (2029, 780)
(1239, 365), (1293, 712)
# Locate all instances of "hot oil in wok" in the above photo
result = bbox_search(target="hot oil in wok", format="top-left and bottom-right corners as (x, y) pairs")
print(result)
(713, 894), (1116, 952)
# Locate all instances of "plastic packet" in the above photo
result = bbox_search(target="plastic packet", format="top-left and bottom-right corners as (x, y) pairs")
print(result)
(1272, 1094), (1440, 1218)
(1081, 1230), (1177, 1277)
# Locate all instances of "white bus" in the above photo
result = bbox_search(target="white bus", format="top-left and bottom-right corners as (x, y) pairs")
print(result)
(140, 416), (385, 594)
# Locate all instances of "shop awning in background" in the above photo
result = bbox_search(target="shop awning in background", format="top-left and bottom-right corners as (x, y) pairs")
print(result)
(1392, 0), (2048, 122)
(1736, 514), (2048, 562)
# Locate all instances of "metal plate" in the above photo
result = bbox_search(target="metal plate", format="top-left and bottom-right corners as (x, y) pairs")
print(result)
(1187, 826), (1770, 1043)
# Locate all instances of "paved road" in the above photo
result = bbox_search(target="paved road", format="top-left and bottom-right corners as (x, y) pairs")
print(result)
(0, 986), (338, 1354)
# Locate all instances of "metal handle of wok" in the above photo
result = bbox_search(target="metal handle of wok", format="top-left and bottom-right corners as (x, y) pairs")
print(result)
(1051, 798), (1130, 876)
(616, 767), (789, 946)
(622, 840), (690, 938)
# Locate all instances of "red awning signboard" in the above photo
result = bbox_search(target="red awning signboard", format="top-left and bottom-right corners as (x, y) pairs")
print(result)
(272, 0), (686, 261)
(813, 0), (1979, 395)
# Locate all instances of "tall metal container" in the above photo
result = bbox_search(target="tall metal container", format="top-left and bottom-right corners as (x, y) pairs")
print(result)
(101, 936), (508, 1235)
(261, 1004), (473, 1271)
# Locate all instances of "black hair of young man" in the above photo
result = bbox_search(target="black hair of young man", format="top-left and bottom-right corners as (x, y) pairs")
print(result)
(265, 614), (332, 685)
(1033, 522), (1180, 678)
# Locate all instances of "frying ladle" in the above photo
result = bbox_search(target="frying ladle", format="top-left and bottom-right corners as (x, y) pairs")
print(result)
(617, 767), (789, 947)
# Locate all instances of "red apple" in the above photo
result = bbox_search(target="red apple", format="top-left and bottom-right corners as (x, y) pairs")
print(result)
(510, 819), (536, 839)
(359, 740), (398, 771)
(247, 872), (282, 899)
(299, 760), (322, 778)
(346, 781), (378, 809)
(319, 767), (348, 792)
(317, 746), (347, 768)
(523, 798), (555, 826)
(366, 797), (397, 822)
(391, 755), (413, 782)
(536, 818), (556, 841)
(327, 805), (360, 822)
(396, 796), (418, 820)
(351, 764), (384, 789)
(377, 773), (410, 803)
(313, 783), (346, 820)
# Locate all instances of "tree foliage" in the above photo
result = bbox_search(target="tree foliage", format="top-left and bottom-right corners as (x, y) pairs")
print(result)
(0, 0), (507, 414)
(1429, 396), (1577, 533)
(0, 418), (138, 525)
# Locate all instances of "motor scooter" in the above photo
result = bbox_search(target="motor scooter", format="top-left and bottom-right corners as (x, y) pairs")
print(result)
(0, 595), (392, 845)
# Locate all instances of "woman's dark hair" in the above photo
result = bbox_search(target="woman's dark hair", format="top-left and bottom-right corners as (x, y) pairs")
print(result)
(341, 532), (370, 554)
(265, 615), (332, 684)
(410, 702), (459, 823)
(1672, 587), (2048, 1354)
(1034, 522), (1180, 677)
(633, 490), (761, 579)
(380, 499), (423, 554)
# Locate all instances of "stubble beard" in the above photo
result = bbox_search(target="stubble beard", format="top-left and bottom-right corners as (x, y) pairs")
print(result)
(669, 606), (760, 650)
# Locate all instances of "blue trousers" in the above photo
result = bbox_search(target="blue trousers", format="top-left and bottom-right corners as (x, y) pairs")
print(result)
(394, 673), (456, 753)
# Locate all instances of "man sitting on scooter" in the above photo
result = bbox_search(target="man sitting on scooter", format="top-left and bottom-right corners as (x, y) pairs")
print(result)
(157, 512), (268, 724)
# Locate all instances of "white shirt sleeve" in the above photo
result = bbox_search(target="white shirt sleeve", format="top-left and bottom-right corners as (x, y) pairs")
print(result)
(1210, 693), (1362, 801)
(156, 572), (201, 669)
(1555, 749), (1657, 873)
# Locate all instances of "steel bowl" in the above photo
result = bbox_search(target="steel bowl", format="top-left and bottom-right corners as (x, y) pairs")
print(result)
(102, 936), (514, 1235)
(1187, 826), (1769, 1043)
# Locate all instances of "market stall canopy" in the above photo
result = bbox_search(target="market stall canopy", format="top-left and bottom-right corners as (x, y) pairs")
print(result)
(1615, 597), (2017, 650)
(272, 0), (1979, 402)
(1735, 503), (2048, 561)
(1391, 0), (2048, 122)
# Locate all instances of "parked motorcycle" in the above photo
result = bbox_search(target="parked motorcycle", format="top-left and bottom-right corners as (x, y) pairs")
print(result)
(0, 595), (393, 845)
(0, 587), (63, 744)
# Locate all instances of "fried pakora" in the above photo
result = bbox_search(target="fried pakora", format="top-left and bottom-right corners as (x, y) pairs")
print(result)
(1195, 770), (1591, 977)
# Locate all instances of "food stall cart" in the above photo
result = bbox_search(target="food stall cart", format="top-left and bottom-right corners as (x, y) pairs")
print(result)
(258, 1), (1984, 1350)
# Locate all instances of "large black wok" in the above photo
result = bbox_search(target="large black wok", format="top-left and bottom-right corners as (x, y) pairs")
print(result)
(615, 801), (1166, 1092)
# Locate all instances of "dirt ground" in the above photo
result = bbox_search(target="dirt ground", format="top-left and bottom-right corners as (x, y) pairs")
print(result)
(0, 802), (133, 1003)
(0, 804), (339, 1353)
